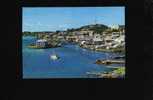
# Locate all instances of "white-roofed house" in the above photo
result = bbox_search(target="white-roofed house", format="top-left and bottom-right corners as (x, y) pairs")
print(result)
(36, 39), (48, 47)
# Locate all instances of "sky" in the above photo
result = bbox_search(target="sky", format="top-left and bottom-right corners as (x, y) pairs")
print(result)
(22, 7), (125, 32)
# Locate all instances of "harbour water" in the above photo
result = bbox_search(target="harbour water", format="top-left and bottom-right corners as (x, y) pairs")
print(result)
(22, 36), (124, 78)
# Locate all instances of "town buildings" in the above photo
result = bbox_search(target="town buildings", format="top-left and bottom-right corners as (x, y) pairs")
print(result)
(27, 24), (125, 51)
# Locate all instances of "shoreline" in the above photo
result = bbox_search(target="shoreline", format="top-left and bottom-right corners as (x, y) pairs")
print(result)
(80, 44), (125, 53)
(23, 35), (125, 53)
(86, 67), (125, 78)
(27, 45), (61, 49)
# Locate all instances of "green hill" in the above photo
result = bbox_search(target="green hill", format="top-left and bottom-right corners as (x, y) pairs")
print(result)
(67, 24), (109, 34)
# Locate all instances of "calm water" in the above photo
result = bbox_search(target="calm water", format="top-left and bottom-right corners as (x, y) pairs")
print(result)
(22, 36), (123, 78)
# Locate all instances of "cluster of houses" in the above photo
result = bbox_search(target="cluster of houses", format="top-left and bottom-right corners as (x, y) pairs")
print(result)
(64, 25), (125, 50)
(34, 24), (125, 50)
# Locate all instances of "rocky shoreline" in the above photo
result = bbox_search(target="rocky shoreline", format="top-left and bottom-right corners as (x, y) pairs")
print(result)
(27, 44), (61, 49)
(86, 67), (125, 78)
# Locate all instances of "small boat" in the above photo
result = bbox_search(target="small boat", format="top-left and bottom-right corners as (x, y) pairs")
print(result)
(50, 49), (60, 60)
(50, 54), (59, 60)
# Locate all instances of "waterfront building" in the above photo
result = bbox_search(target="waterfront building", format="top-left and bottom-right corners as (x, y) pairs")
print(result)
(112, 32), (120, 39)
(65, 35), (78, 42)
(80, 36), (93, 45)
(76, 31), (93, 42)
(78, 30), (94, 36)
(76, 32), (87, 42)
(57, 35), (65, 42)
(57, 35), (64, 39)
(114, 35), (125, 44)
(104, 35), (113, 46)
(89, 31), (94, 37)
(36, 39), (48, 47)
(92, 34), (104, 45)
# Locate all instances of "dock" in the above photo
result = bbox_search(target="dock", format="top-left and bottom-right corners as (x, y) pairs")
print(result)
(95, 59), (125, 65)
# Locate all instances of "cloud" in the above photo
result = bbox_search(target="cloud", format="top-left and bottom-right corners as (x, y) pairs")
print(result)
(23, 22), (69, 31)
(59, 24), (68, 28)
(37, 22), (42, 26)
(24, 23), (33, 27)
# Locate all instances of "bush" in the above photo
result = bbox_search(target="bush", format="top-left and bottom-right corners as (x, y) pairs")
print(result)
(113, 67), (125, 75)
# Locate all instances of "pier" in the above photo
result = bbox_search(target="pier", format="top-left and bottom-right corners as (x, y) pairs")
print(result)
(95, 59), (125, 65)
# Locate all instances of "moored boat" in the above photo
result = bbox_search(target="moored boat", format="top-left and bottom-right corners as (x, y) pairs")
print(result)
(50, 54), (60, 60)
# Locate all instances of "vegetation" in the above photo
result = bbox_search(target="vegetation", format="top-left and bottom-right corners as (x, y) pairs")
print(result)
(23, 32), (38, 37)
(65, 24), (109, 34)
(79, 24), (108, 31)
(86, 67), (125, 78)
(27, 43), (60, 49)
(23, 24), (125, 53)
(27, 44), (44, 49)
(100, 67), (125, 78)
(113, 67), (125, 76)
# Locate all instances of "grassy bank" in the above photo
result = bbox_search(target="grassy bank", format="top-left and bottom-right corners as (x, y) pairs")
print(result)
(99, 67), (125, 78)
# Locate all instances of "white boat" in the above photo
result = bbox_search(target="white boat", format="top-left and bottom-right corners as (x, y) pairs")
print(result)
(50, 54), (59, 60)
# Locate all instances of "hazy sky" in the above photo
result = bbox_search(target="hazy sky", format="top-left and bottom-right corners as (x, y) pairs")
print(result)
(22, 7), (125, 32)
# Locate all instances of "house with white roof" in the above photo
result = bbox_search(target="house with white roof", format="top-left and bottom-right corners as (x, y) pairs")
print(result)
(36, 39), (48, 47)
